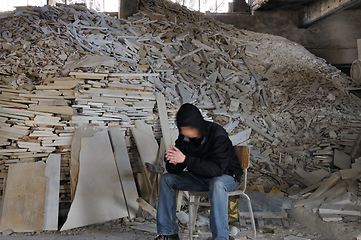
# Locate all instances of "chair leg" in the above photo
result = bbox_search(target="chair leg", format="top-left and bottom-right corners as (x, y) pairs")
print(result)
(240, 193), (256, 238)
(176, 190), (183, 212)
(189, 194), (200, 240)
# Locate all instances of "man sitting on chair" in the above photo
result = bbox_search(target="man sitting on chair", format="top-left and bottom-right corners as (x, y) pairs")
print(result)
(155, 103), (243, 240)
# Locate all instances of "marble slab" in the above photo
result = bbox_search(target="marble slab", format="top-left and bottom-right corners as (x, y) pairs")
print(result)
(108, 128), (139, 219)
(43, 154), (61, 230)
(61, 130), (128, 231)
(0, 162), (47, 232)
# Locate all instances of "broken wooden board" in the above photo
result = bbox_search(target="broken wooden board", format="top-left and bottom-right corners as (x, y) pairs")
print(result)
(297, 182), (322, 196)
(307, 172), (341, 200)
(339, 169), (361, 180)
(131, 124), (159, 166)
(294, 195), (325, 208)
(0, 162), (47, 232)
(136, 197), (157, 218)
(156, 137), (166, 168)
(319, 202), (361, 216)
(229, 128), (252, 146)
(245, 119), (274, 142)
(156, 93), (172, 150)
(333, 149), (351, 169)
(322, 180), (348, 202)
(108, 73), (160, 77)
(64, 56), (116, 69)
(309, 80), (320, 93)
(35, 80), (83, 90)
(170, 129), (179, 146)
(327, 192), (352, 205)
(69, 126), (98, 201)
(295, 168), (329, 186)
(134, 119), (153, 136)
(69, 72), (108, 79)
(131, 125), (158, 199)
(174, 47), (203, 62)
(274, 162), (310, 187)
(319, 213), (343, 222)
(350, 133), (361, 160)
(61, 130), (128, 231)
(43, 154), (61, 231)
(307, 169), (330, 185)
(28, 105), (75, 115)
(108, 127), (139, 219)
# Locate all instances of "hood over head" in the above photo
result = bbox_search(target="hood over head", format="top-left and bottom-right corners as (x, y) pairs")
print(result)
(176, 103), (206, 137)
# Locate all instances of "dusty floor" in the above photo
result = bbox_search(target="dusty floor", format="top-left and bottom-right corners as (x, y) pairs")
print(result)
(0, 217), (327, 240)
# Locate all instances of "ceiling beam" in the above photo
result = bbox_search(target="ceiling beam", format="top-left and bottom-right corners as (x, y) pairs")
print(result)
(300, 0), (361, 27)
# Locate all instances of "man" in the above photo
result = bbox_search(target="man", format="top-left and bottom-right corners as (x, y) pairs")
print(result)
(155, 103), (243, 240)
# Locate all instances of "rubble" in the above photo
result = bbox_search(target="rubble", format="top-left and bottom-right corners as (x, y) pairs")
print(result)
(294, 157), (361, 222)
(0, 0), (360, 234)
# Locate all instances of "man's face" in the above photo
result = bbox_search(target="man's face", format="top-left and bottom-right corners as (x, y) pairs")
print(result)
(179, 126), (200, 139)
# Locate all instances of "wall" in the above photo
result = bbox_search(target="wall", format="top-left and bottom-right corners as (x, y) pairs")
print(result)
(211, 9), (361, 67)
(119, 0), (140, 18)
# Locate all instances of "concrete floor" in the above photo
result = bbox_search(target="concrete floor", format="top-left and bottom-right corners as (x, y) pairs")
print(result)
(0, 228), (156, 240)
(2, 209), (360, 240)
(0, 218), (327, 240)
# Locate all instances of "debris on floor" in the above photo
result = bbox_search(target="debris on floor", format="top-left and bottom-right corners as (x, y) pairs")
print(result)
(238, 191), (293, 230)
(294, 157), (361, 222)
(0, 0), (360, 237)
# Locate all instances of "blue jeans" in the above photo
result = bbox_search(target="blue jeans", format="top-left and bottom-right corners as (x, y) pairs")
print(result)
(156, 171), (239, 240)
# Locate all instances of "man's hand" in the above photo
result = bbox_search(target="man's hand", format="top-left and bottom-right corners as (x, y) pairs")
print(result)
(165, 145), (186, 165)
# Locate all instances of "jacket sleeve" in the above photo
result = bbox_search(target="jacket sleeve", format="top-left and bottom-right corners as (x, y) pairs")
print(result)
(183, 135), (230, 178)
(165, 135), (187, 174)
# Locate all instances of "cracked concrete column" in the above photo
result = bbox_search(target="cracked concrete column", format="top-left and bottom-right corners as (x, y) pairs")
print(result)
(119, 0), (140, 19)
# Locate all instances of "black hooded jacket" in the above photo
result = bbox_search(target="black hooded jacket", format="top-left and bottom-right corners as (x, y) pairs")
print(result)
(166, 103), (243, 182)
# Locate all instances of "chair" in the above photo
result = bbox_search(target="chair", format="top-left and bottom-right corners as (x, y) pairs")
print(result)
(188, 146), (256, 239)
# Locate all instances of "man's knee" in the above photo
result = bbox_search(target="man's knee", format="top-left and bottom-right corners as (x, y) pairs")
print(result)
(209, 177), (227, 193)
(160, 173), (177, 188)
(160, 172), (170, 184)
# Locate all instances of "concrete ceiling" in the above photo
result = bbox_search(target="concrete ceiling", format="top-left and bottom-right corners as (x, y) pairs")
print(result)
(255, 0), (314, 10)
(349, 1), (361, 9)
(252, 0), (361, 10)
(246, 0), (361, 27)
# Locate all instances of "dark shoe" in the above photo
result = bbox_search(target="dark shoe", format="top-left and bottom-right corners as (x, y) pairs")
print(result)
(207, 236), (235, 240)
(154, 234), (180, 240)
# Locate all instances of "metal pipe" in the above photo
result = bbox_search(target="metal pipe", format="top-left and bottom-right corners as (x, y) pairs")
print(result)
(242, 169), (247, 192)
(242, 193), (257, 238)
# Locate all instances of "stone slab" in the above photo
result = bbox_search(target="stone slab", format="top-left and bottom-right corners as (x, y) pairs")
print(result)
(108, 128), (139, 219)
(43, 154), (61, 230)
(0, 162), (47, 232)
(61, 130), (128, 231)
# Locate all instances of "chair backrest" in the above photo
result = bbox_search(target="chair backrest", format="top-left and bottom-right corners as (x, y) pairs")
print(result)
(233, 146), (250, 170)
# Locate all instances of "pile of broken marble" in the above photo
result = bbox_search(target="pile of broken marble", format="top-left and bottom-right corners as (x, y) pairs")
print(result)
(294, 156), (361, 222)
(0, 0), (360, 223)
